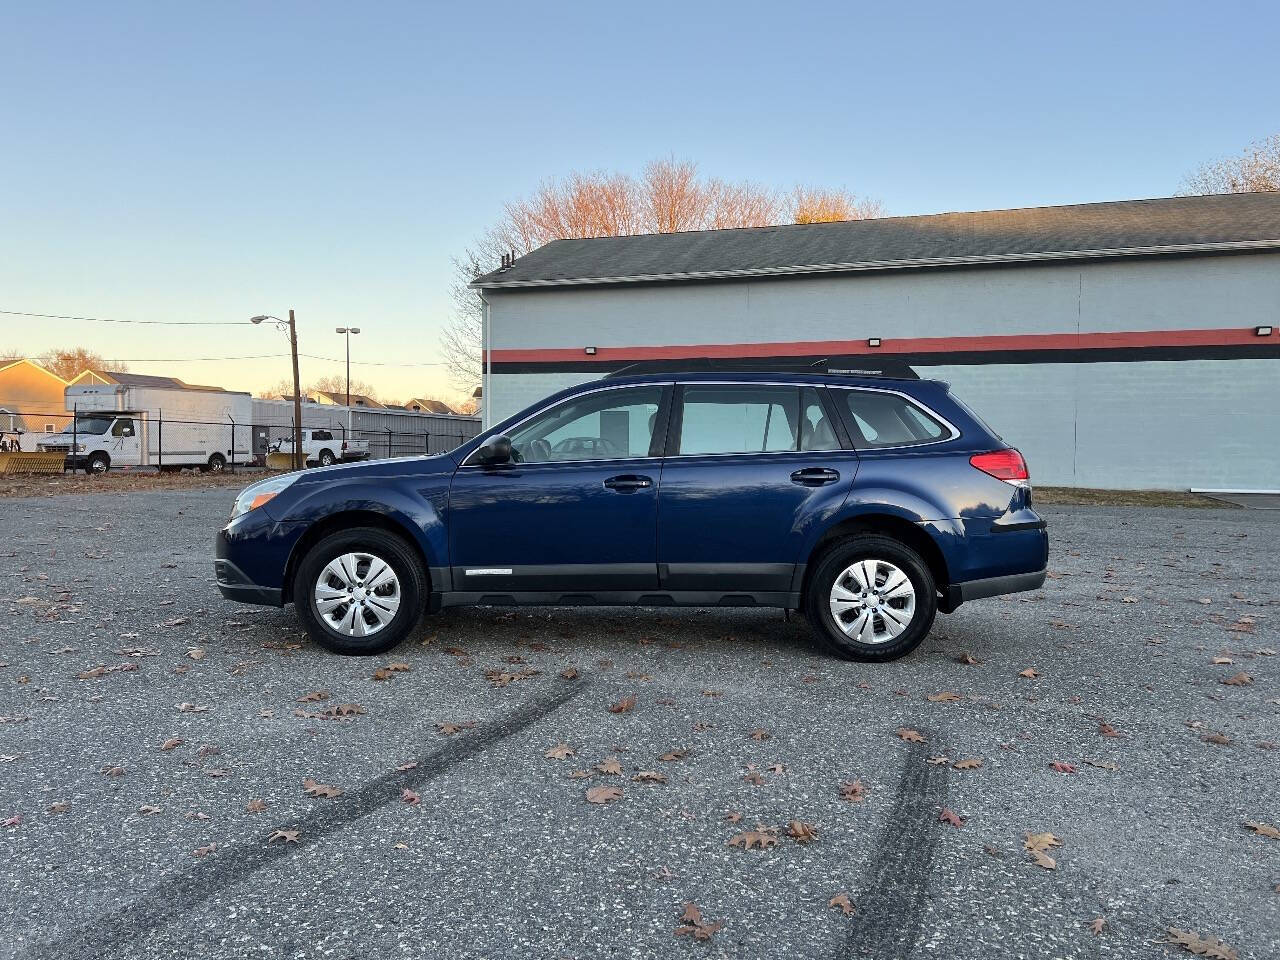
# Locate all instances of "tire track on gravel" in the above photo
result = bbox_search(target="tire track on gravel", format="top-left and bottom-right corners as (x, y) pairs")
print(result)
(844, 730), (948, 959)
(19, 679), (587, 960)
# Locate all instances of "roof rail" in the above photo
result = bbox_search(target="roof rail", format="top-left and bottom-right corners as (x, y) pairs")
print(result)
(603, 357), (919, 380)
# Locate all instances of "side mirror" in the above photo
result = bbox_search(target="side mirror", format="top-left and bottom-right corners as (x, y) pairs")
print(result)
(475, 435), (513, 465)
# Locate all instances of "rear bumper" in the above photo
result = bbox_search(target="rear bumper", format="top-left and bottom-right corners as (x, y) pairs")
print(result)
(952, 567), (1046, 604)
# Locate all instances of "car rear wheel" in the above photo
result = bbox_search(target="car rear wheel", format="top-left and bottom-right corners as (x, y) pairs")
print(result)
(205, 453), (227, 473)
(804, 534), (937, 662)
(318, 449), (336, 467)
(86, 452), (110, 474)
(294, 527), (426, 655)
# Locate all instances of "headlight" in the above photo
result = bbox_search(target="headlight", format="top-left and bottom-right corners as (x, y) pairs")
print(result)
(230, 474), (299, 520)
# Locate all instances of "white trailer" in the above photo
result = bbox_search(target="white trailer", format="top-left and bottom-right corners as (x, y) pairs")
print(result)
(34, 382), (253, 473)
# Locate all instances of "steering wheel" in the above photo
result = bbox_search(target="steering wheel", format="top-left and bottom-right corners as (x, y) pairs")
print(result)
(550, 436), (622, 458)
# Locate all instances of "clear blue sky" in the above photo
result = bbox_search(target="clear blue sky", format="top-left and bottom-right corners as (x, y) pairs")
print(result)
(2, 0), (1276, 402)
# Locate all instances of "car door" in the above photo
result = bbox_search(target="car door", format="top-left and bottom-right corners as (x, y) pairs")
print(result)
(656, 383), (858, 595)
(110, 417), (141, 466)
(448, 383), (671, 594)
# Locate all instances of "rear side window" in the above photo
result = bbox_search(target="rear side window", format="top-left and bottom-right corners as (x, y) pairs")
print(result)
(677, 385), (799, 455)
(840, 390), (948, 449)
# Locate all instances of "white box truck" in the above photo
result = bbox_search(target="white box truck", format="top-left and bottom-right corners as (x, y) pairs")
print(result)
(34, 381), (253, 474)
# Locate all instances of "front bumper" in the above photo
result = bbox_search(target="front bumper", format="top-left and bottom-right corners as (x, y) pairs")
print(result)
(214, 511), (303, 607)
(214, 557), (283, 606)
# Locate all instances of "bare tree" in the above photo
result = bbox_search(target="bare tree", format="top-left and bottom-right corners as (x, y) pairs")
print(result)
(253, 375), (380, 402)
(787, 186), (885, 224)
(1180, 133), (1280, 195)
(34, 348), (127, 381)
(441, 158), (884, 388)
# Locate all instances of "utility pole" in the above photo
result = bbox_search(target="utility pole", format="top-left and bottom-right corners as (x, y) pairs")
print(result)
(289, 309), (303, 471)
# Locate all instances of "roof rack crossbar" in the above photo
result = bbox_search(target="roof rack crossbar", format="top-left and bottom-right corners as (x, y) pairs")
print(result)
(603, 357), (919, 380)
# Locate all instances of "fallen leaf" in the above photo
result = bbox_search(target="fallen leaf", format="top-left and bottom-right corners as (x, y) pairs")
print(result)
(1082, 758), (1118, 771)
(297, 690), (329, 703)
(1018, 667), (1040, 679)
(394, 761), (418, 772)
(138, 804), (163, 815)
(1097, 721), (1123, 738)
(595, 756), (623, 776)
(724, 811), (743, 824)
(1211, 656), (1234, 665)
(175, 702), (208, 714)
(559, 666), (579, 680)
(1089, 916), (1106, 936)
(828, 893), (855, 915)
(1202, 732), (1231, 746)
(743, 769), (765, 785)
(373, 663), (412, 681)
(955, 652), (981, 666)
(632, 770), (667, 783)
(787, 820), (819, 843)
(301, 777), (342, 799)
(1049, 761), (1077, 773)
(585, 785), (622, 804)
(674, 902), (723, 941)
(896, 728), (925, 743)
(728, 829), (779, 850)
(193, 842), (216, 857)
(1222, 672), (1254, 687)
(926, 755), (950, 765)
(749, 728), (771, 741)
(1164, 928), (1238, 960)
(1031, 850), (1057, 869)
(839, 780), (868, 803)
(402, 788), (420, 805)
(436, 721), (475, 736)
(245, 799), (268, 813)
(1244, 821), (1280, 839)
(939, 808), (965, 828)
(608, 696), (637, 714)
(101, 765), (126, 777)
(544, 743), (575, 760)
(659, 748), (689, 762)
(927, 691), (962, 702)
(1024, 832), (1063, 853)
(267, 829), (300, 843)
(952, 757), (983, 770)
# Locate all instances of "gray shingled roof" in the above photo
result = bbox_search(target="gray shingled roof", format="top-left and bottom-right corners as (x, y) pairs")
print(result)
(471, 192), (1280, 289)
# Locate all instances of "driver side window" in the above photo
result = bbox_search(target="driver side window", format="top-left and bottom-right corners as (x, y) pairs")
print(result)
(507, 386), (664, 463)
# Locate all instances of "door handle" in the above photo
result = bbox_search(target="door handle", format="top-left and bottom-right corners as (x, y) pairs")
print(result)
(603, 474), (653, 492)
(790, 467), (839, 486)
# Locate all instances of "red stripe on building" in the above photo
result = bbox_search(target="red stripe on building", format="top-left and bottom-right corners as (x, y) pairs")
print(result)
(490, 327), (1275, 364)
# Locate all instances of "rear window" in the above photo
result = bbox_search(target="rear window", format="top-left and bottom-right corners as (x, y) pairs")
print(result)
(839, 390), (949, 449)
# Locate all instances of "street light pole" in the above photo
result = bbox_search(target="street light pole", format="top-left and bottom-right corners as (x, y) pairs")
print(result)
(335, 326), (361, 407)
(251, 311), (304, 471)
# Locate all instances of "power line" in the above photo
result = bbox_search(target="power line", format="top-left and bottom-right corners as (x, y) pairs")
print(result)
(0, 309), (249, 326)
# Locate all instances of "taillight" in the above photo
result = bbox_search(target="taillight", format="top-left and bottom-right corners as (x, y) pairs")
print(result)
(970, 448), (1029, 483)
(341, 441), (347, 451)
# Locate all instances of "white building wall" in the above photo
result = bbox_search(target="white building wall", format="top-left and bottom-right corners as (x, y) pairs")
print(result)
(484, 253), (1280, 490)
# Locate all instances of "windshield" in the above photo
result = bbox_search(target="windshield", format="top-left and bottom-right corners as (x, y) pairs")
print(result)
(61, 416), (114, 435)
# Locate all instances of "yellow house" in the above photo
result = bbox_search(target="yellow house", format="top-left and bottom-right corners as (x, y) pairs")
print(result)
(0, 359), (70, 439)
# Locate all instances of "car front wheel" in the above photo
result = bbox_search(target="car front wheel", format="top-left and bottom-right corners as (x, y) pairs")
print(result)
(805, 534), (937, 662)
(294, 527), (426, 655)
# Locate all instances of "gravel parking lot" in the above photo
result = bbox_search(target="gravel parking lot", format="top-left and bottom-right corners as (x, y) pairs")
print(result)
(1, 488), (1277, 959)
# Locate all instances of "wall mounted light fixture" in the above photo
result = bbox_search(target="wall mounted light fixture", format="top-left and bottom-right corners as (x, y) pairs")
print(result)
(584, 346), (598, 355)
(867, 337), (882, 348)
(1256, 326), (1274, 337)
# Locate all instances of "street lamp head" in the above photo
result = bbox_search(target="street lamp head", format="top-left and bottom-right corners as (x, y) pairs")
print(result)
(335, 327), (347, 334)
(350, 327), (361, 335)
(250, 316), (267, 325)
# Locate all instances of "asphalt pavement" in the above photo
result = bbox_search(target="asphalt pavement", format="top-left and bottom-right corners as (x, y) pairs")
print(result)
(0, 488), (1276, 959)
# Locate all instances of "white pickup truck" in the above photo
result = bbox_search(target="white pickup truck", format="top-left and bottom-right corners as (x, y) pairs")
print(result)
(272, 429), (370, 467)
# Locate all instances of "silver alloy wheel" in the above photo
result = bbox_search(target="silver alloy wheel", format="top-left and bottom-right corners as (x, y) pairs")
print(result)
(319, 450), (335, 466)
(313, 551), (402, 638)
(828, 559), (916, 644)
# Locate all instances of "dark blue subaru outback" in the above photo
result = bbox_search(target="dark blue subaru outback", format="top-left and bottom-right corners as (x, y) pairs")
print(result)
(215, 362), (1047, 661)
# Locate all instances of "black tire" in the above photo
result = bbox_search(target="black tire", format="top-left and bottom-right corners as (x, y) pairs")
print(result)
(293, 526), (426, 655)
(804, 534), (937, 662)
(318, 449), (336, 467)
(86, 452), (110, 475)
(206, 453), (227, 473)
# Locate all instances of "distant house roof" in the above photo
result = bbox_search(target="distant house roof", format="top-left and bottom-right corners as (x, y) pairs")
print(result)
(405, 398), (456, 415)
(471, 192), (1280, 290)
(0, 358), (69, 385)
(311, 390), (384, 408)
